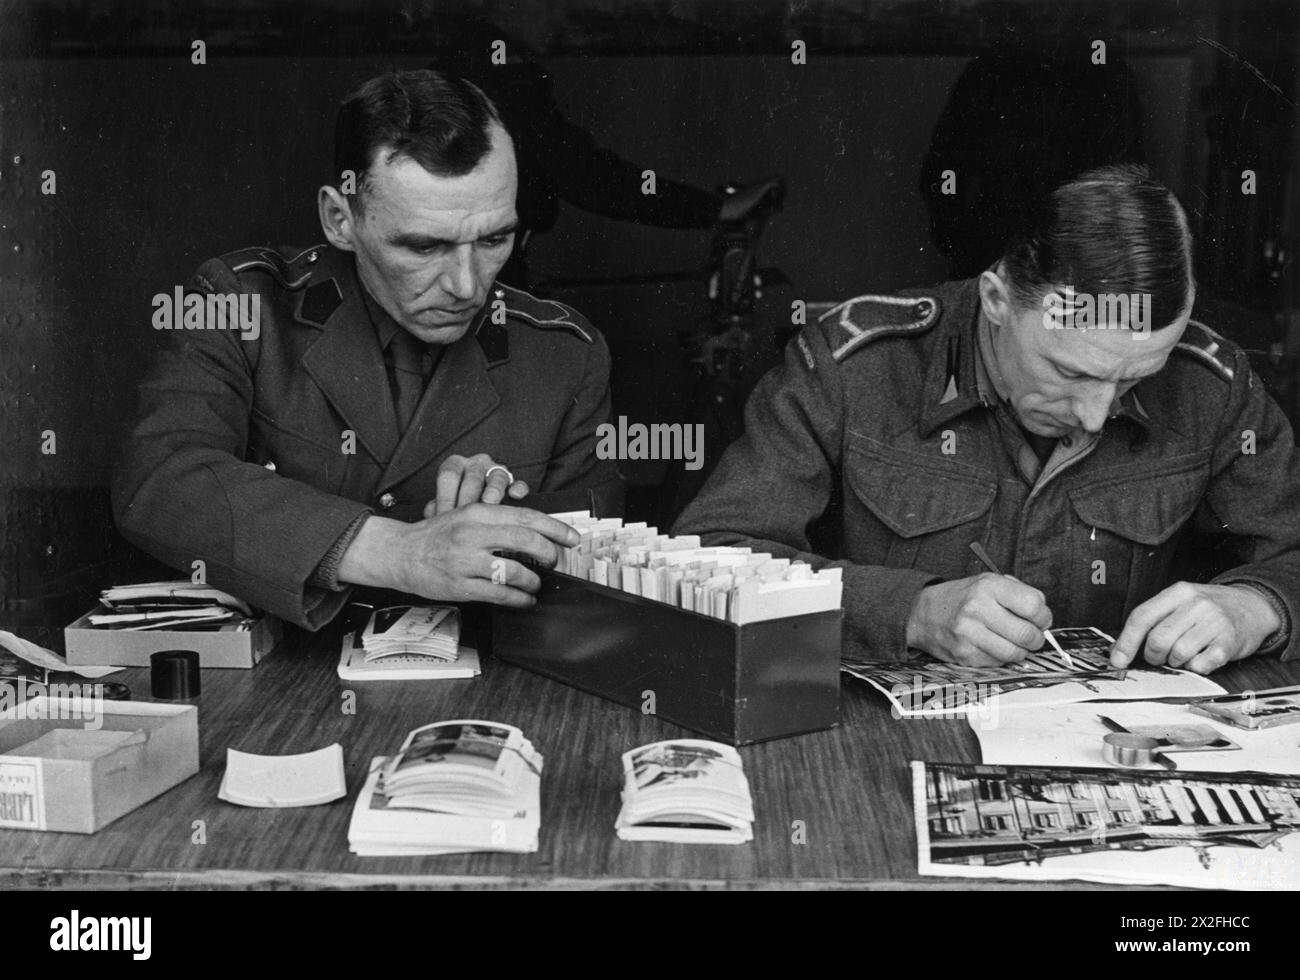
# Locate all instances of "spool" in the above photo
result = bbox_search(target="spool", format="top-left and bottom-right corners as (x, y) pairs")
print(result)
(1102, 732), (1160, 768)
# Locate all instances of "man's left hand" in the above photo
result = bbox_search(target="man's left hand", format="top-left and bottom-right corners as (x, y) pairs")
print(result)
(425, 454), (530, 517)
(1110, 582), (1282, 674)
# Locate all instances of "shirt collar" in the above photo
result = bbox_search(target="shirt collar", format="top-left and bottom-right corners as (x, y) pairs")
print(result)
(355, 260), (495, 355)
(358, 274), (405, 351)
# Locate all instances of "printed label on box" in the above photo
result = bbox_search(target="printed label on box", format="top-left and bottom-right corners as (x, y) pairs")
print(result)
(0, 758), (46, 830)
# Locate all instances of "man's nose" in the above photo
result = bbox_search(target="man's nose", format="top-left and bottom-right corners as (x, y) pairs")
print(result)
(1072, 383), (1117, 433)
(437, 245), (478, 301)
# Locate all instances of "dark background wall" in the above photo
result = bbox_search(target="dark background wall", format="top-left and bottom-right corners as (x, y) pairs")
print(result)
(2, 0), (1297, 643)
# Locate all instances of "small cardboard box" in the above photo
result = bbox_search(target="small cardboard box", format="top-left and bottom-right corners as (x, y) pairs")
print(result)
(64, 609), (281, 669)
(492, 570), (842, 745)
(0, 697), (199, 833)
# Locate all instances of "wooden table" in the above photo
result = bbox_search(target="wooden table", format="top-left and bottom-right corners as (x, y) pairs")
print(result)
(2, 630), (1297, 890)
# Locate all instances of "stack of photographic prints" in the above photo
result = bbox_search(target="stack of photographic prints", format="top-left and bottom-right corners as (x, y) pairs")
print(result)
(616, 740), (755, 844)
(89, 581), (253, 631)
(348, 721), (542, 856)
(337, 605), (480, 681)
(913, 762), (1300, 889)
(843, 627), (1225, 717)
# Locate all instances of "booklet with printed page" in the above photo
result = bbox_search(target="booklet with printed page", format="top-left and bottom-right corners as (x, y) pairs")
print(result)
(347, 720), (542, 856)
(615, 739), (754, 844)
(336, 604), (480, 681)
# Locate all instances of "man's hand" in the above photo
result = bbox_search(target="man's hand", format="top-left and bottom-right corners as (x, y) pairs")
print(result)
(1109, 582), (1281, 675)
(337, 505), (578, 608)
(906, 573), (1054, 667)
(425, 454), (529, 517)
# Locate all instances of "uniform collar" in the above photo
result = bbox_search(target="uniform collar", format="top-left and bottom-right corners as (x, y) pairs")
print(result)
(295, 249), (502, 469)
(918, 284), (985, 438)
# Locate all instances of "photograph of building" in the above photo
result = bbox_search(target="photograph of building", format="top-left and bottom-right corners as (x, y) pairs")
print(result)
(921, 763), (1300, 867)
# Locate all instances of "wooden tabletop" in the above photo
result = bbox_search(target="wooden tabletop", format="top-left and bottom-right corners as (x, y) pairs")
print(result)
(2, 629), (1297, 890)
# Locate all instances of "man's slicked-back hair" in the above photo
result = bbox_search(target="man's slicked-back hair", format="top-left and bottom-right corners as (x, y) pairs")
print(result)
(1001, 163), (1195, 330)
(334, 69), (504, 215)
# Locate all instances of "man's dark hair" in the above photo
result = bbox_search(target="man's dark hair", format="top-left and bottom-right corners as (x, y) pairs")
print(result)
(1001, 164), (1194, 330)
(334, 69), (505, 215)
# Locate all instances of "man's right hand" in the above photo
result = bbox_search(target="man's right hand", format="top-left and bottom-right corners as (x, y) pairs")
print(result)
(337, 505), (579, 608)
(905, 573), (1053, 667)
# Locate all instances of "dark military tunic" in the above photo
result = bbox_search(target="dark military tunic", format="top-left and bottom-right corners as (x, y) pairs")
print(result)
(113, 244), (623, 629)
(675, 277), (1299, 662)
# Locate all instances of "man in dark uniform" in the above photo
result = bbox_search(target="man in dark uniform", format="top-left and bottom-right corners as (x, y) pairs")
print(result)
(113, 70), (622, 631)
(675, 165), (1298, 674)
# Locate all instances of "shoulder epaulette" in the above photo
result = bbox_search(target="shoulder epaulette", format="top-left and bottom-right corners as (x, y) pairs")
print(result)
(495, 283), (593, 344)
(215, 244), (321, 291)
(1173, 319), (1236, 382)
(817, 292), (940, 362)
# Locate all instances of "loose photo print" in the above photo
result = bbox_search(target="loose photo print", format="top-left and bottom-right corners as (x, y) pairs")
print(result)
(1044, 627), (1115, 661)
(914, 762), (1300, 889)
(1191, 687), (1300, 731)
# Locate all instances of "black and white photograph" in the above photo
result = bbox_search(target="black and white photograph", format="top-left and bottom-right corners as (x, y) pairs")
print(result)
(627, 739), (728, 790)
(394, 720), (513, 772)
(1, 0), (1299, 951)
(914, 761), (1300, 889)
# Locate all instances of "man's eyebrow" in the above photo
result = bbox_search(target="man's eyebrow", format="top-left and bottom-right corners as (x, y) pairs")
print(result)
(1045, 355), (1091, 377)
(388, 223), (518, 249)
(1046, 353), (1164, 382)
(389, 232), (454, 249)
(479, 222), (519, 239)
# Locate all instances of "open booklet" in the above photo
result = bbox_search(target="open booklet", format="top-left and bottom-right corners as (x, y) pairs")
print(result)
(542, 510), (842, 624)
(347, 720), (542, 856)
(337, 605), (480, 681)
(843, 627), (1225, 718)
(615, 739), (755, 844)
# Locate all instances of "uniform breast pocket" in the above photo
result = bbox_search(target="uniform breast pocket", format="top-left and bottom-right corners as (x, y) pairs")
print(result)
(249, 411), (350, 496)
(1067, 453), (1211, 611)
(844, 441), (998, 575)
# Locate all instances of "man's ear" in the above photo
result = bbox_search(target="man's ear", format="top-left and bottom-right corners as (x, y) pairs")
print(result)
(318, 185), (357, 252)
(978, 265), (1015, 329)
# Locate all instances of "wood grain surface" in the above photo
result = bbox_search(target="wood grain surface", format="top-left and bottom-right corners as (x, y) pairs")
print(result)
(2, 626), (1296, 890)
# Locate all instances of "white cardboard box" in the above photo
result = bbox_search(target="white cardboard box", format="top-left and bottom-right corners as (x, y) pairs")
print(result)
(0, 697), (199, 833)
(64, 608), (281, 669)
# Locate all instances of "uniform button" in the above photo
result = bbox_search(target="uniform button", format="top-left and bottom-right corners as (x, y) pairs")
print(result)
(307, 250), (318, 263)
(264, 460), (277, 472)
(379, 492), (396, 510)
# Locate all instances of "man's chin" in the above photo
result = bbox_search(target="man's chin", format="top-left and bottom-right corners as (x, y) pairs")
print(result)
(404, 321), (474, 346)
